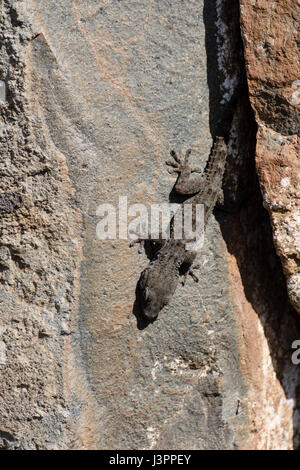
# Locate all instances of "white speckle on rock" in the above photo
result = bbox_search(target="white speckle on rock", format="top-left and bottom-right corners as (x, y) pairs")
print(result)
(280, 177), (290, 188)
(287, 274), (300, 314)
(168, 357), (189, 375)
(146, 426), (160, 450)
(216, 0), (239, 104)
(0, 81), (6, 103)
(0, 340), (7, 364)
(151, 360), (162, 381)
(281, 212), (300, 253)
(291, 80), (300, 105)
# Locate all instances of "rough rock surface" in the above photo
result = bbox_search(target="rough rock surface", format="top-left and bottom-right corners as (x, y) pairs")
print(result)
(0, 0), (299, 450)
(240, 0), (300, 315)
(0, 0), (81, 449)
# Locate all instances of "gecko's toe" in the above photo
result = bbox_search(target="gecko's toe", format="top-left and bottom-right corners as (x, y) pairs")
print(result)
(166, 159), (178, 167)
(129, 238), (145, 254)
(170, 150), (181, 163)
(167, 167), (180, 174)
(189, 270), (199, 282)
(192, 262), (201, 270)
(182, 267), (200, 284)
(184, 149), (192, 163)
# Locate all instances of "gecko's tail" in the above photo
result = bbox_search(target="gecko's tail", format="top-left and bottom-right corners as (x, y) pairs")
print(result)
(203, 136), (228, 178)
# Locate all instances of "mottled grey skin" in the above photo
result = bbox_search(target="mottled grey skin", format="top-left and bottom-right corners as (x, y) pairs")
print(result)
(135, 136), (228, 320)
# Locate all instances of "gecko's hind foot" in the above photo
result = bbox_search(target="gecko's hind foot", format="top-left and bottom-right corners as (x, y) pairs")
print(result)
(166, 153), (182, 173)
(166, 149), (201, 175)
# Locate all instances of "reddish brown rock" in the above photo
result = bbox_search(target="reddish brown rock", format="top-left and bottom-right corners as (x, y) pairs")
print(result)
(240, 0), (300, 314)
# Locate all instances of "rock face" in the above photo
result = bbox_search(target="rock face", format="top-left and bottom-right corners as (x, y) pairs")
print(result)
(240, 0), (300, 315)
(0, 0), (299, 450)
(0, 0), (80, 448)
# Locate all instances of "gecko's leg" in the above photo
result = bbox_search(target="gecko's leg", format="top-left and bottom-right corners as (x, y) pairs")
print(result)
(129, 228), (165, 254)
(166, 149), (204, 195)
(129, 226), (149, 253)
(182, 262), (201, 285)
(129, 237), (146, 254)
(180, 251), (201, 285)
(182, 263), (201, 285)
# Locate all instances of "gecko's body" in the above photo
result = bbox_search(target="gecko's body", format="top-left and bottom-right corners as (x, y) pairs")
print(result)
(135, 136), (228, 320)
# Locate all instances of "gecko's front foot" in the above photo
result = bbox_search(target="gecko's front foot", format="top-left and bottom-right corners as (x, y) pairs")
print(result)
(182, 262), (201, 285)
(129, 228), (165, 255)
(129, 237), (145, 254)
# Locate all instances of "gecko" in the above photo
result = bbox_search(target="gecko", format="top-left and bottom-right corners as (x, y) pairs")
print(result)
(131, 136), (228, 321)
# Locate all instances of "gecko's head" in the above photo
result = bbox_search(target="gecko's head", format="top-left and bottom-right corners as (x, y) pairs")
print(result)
(137, 266), (178, 320)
